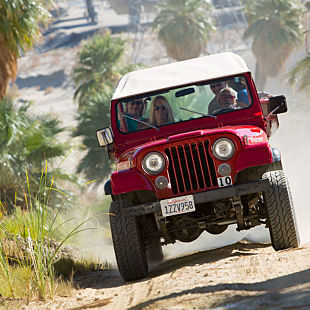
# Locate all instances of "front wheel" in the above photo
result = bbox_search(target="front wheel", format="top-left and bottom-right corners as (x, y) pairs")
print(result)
(263, 170), (299, 251)
(110, 200), (148, 281)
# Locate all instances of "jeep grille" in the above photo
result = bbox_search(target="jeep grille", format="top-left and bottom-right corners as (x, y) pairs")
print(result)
(165, 140), (217, 194)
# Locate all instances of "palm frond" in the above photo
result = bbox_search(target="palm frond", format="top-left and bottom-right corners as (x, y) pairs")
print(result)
(0, 97), (70, 211)
(152, 0), (215, 60)
(288, 54), (310, 90)
(243, 0), (304, 88)
(0, 0), (51, 98)
(72, 32), (127, 109)
(72, 88), (113, 184)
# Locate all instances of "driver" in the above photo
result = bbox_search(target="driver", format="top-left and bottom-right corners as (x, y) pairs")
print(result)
(119, 99), (147, 132)
(215, 87), (238, 112)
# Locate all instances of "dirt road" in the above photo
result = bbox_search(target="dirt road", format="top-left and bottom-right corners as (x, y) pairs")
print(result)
(23, 241), (310, 310)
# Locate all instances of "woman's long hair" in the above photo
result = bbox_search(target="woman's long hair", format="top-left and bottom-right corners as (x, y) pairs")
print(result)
(149, 95), (174, 126)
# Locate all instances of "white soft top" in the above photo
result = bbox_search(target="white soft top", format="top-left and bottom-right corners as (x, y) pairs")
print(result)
(112, 52), (250, 100)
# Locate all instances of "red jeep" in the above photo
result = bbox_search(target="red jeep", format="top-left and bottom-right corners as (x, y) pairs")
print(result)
(97, 52), (299, 281)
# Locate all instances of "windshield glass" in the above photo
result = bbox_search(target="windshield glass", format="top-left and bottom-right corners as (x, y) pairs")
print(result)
(117, 75), (252, 133)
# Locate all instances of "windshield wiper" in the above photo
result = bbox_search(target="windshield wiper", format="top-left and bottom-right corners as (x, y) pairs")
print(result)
(123, 114), (160, 131)
(179, 107), (217, 119)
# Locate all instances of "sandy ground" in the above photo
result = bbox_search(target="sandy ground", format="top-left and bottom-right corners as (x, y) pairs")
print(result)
(19, 241), (310, 310)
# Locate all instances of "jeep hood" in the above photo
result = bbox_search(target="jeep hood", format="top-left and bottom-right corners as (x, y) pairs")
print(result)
(117, 125), (268, 162)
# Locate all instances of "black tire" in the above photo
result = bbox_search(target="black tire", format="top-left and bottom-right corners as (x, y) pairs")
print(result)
(147, 237), (164, 264)
(110, 200), (148, 281)
(263, 170), (299, 251)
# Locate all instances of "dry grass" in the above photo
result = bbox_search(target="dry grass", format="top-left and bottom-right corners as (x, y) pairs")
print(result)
(0, 235), (100, 301)
(0, 166), (105, 301)
(0, 265), (76, 301)
(0, 266), (32, 298)
(54, 256), (104, 279)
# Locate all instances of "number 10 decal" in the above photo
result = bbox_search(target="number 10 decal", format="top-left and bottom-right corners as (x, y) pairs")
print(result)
(217, 176), (232, 187)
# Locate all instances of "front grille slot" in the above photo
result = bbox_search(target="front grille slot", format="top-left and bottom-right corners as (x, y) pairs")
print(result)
(165, 140), (217, 194)
(184, 144), (198, 190)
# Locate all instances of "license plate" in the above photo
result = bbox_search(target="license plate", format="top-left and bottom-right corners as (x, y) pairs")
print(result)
(160, 195), (195, 217)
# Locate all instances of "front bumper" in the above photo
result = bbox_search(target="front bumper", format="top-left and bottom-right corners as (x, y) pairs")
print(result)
(122, 179), (270, 217)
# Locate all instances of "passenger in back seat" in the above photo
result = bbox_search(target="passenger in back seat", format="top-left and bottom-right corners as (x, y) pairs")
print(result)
(213, 87), (239, 114)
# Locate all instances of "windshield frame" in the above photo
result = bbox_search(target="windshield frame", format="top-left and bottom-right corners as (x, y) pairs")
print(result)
(114, 74), (254, 135)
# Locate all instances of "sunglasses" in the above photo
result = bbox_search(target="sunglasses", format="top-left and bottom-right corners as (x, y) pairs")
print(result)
(210, 83), (225, 89)
(130, 100), (143, 106)
(221, 94), (235, 100)
(155, 105), (166, 111)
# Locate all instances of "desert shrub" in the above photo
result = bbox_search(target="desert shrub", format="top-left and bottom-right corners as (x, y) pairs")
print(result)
(0, 97), (71, 212)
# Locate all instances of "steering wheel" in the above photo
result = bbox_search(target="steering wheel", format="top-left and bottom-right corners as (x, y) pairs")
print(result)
(212, 108), (235, 116)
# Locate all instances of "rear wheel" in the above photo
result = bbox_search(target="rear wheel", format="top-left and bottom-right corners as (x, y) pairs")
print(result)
(147, 237), (164, 264)
(110, 200), (148, 281)
(263, 170), (299, 251)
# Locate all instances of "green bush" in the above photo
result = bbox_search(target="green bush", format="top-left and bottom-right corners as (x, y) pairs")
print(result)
(73, 89), (113, 183)
(0, 97), (70, 211)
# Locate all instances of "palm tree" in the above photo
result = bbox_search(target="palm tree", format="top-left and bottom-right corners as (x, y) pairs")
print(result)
(73, 32), (142, 183)
(73, 88), (113, 183)
(152, 0), (215, 61)
(287, 2), (310, 91)
(243, 0), (304, 89)
(128, 0), (142, 31)
(0, 97), (69, 211)
(0, 0), (50, 99)
(73, 32), (129, 109)
(288, 54), (310, 91)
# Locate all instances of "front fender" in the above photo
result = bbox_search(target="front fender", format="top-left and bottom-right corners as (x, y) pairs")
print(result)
(236, 143), (273, 173)
(111, 168), (155, 195)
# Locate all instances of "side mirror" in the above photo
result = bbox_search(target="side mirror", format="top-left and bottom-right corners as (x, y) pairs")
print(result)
(268, 95), (288, 114)
(97, 127), (113, 147)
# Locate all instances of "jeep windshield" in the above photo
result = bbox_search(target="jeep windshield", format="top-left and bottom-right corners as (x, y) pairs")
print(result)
(117, 75), (252, 133)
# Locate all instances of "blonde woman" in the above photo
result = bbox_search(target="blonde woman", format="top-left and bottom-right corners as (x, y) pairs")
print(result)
(149, 95), (174, 126)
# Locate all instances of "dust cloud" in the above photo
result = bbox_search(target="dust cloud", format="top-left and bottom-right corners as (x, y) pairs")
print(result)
(58, 194), (117, 266)
(271, 95), (310, 244)
(73, 218), (116, 265)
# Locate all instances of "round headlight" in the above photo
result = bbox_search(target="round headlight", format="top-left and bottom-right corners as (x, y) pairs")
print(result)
(142, 152), (165, 175)
(212, 138), (235, 160)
